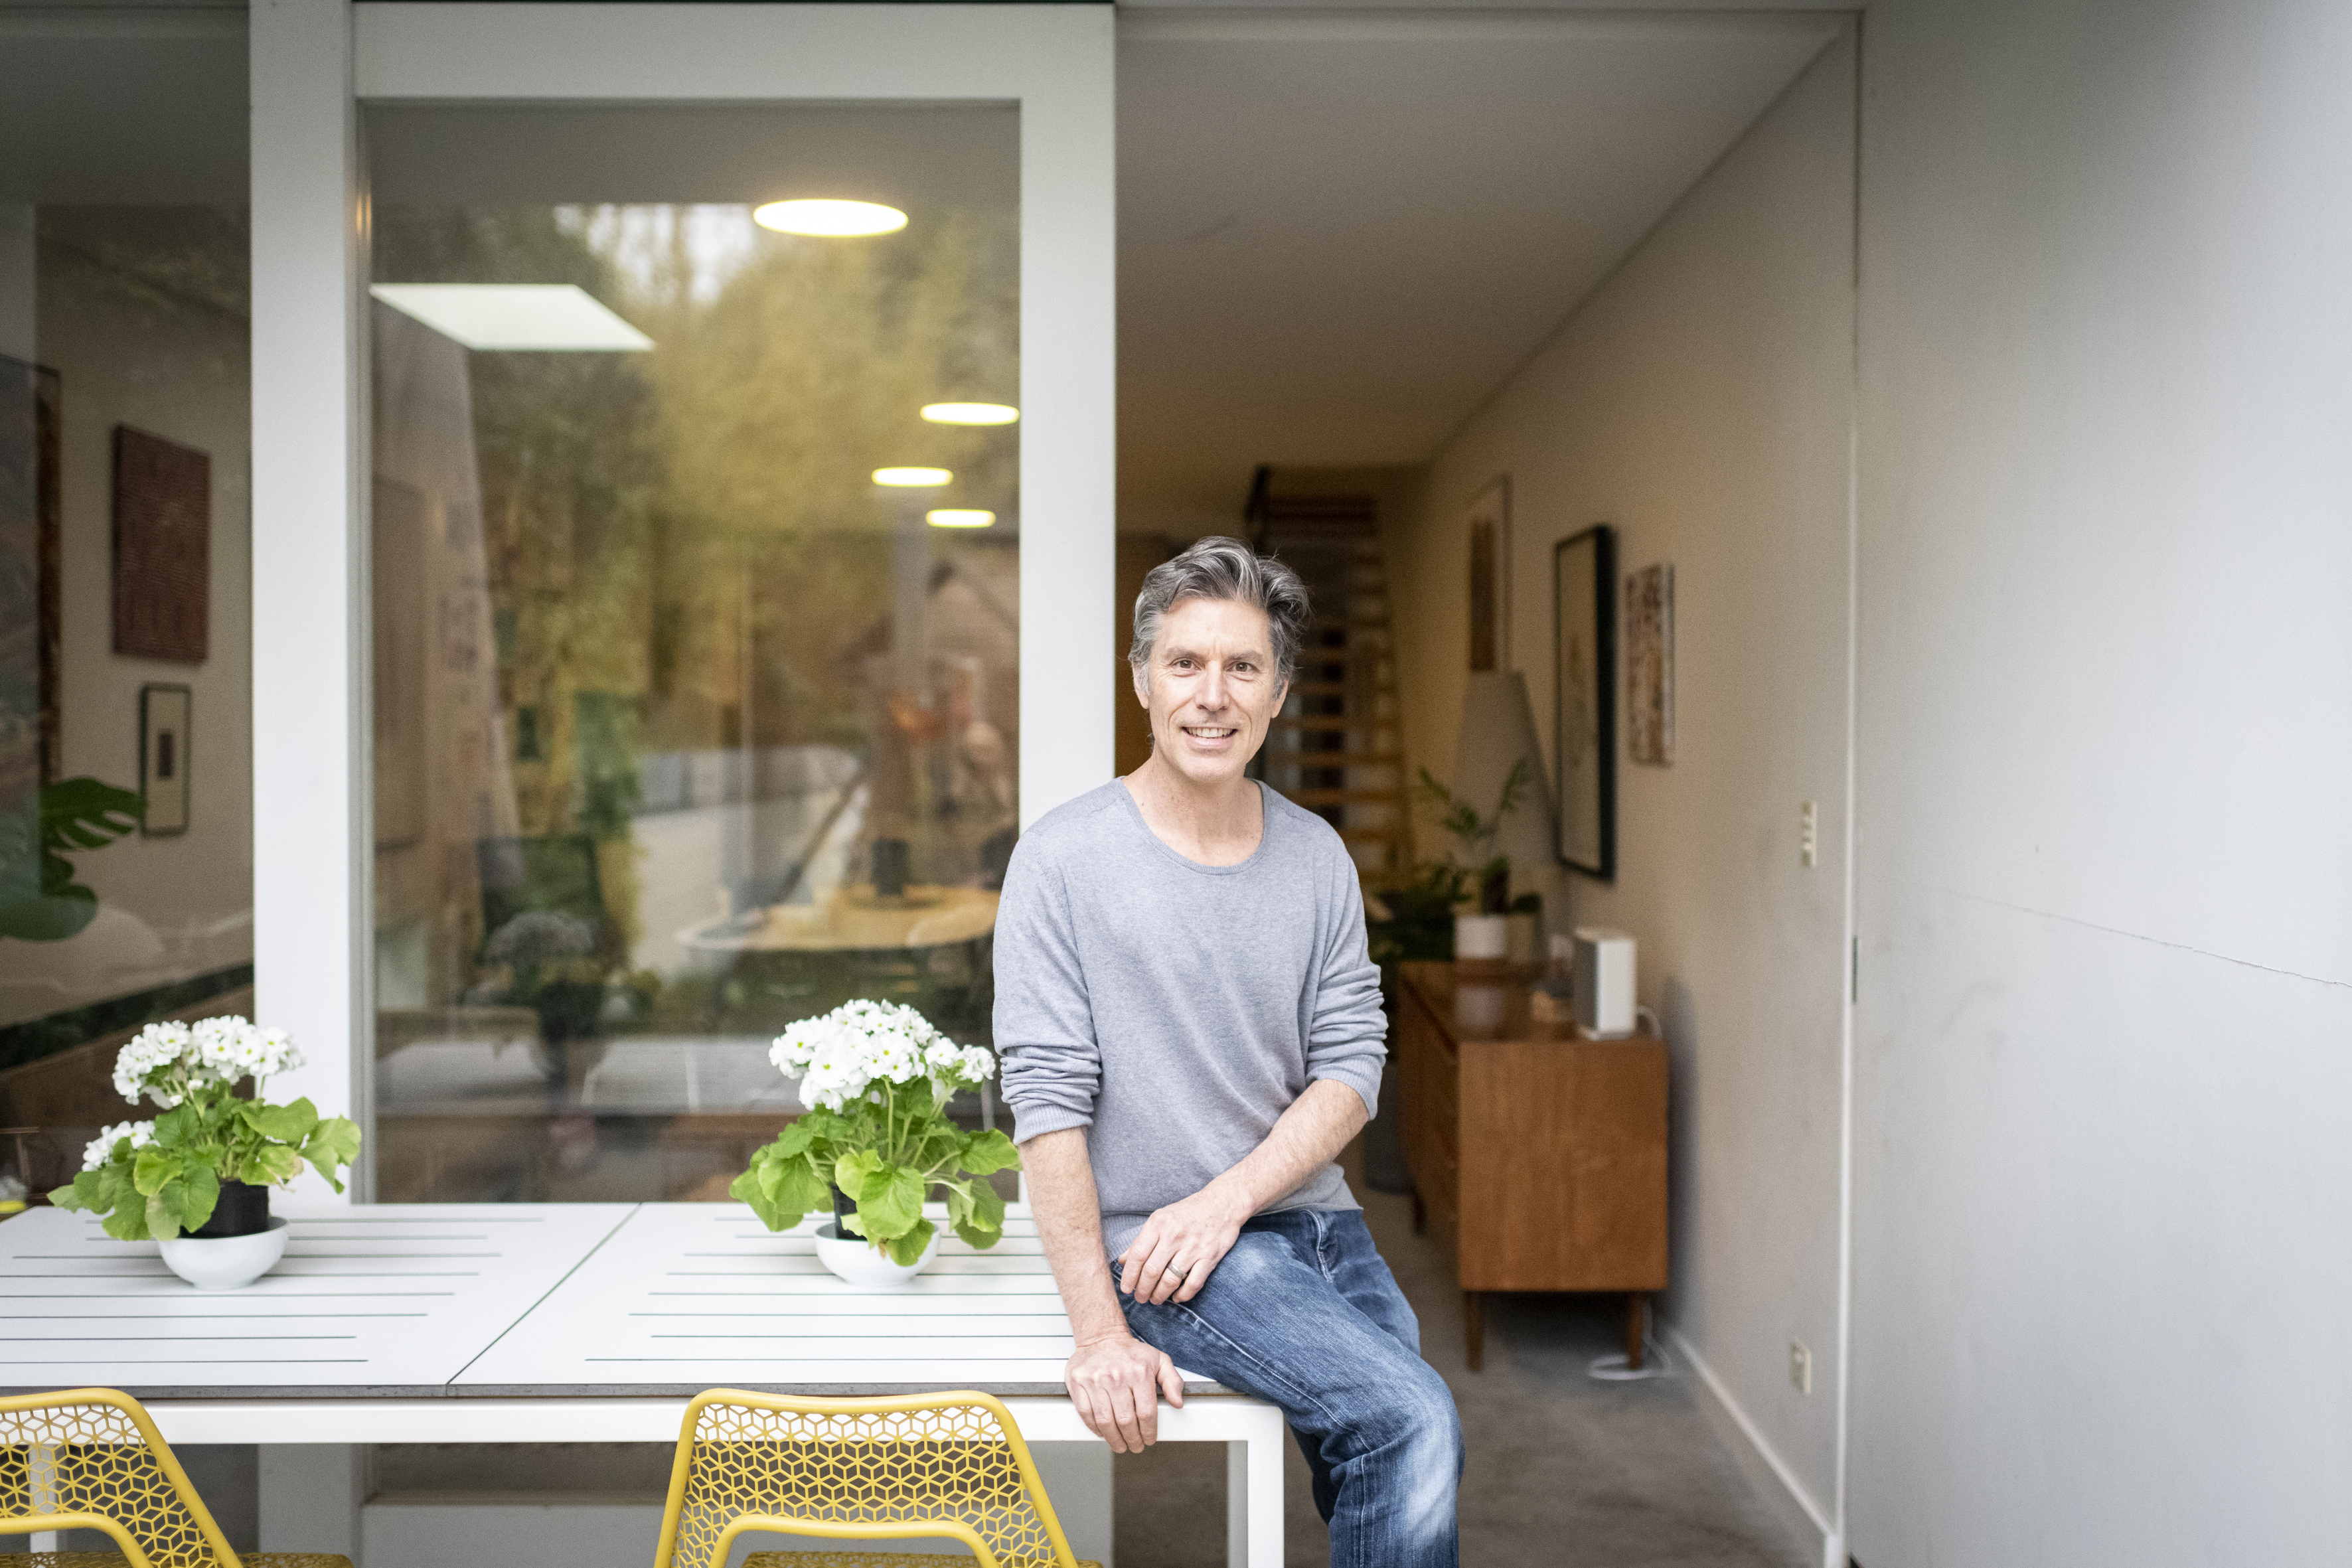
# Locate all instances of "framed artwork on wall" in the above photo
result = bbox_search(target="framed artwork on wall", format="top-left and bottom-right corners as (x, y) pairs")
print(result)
(1464, 476), (1511, 672)
(114, 425), (211, 664)
(141, 684), (191, 836)
(1626, 562), (1675, 765)
(1, 356), (63, 809)
(1554, 524), (1615, 878)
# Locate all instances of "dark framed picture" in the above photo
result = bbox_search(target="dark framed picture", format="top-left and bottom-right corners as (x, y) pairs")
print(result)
(1, 355), (63, 809)
(1554, 525), (1615, 878)
(141, 684), (191, 836)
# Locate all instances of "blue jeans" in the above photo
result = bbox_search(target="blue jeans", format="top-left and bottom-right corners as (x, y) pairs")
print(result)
(1117, 1209), (1462, 1567)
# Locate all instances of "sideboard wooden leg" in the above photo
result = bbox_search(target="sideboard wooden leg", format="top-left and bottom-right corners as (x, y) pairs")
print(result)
(1625, 1292), (1648, 1371)
(1464, 1291), (1486, 1372)
(1411, 1190), (1426, 1235)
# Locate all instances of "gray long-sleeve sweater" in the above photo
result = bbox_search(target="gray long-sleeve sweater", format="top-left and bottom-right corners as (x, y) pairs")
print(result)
(993, 779), (1388, 1255)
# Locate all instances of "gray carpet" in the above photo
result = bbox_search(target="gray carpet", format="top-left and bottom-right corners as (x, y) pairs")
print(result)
(1111, 1164), (1815, 1568)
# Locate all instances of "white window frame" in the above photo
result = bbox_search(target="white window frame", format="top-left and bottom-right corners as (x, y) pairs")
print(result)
(251, 1), (1115, 1197)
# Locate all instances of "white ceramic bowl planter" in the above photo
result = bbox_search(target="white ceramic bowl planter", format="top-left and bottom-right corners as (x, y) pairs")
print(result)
(814, 1221), (939, 1288)
(159, 1217), (290, 1291)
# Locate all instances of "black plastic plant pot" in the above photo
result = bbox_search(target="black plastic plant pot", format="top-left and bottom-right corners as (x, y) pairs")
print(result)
(830, 1184), (856, 1227)
(191, 1178), (271, 1239)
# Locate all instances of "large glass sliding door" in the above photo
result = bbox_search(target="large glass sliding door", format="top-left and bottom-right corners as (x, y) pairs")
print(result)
(363, 102), (1023, 1201)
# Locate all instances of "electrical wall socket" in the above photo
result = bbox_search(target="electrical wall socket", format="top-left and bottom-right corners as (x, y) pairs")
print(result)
(1799, 801), (1819, 868)
(1789, 1340), (1813, 1395)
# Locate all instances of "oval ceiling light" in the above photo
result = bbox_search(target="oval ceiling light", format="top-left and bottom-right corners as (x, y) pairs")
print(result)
(921, 402), (1020, 426)
(926, 509), (996, 529)
(873, 466), (953, 487)
(754, 199), (907, 238)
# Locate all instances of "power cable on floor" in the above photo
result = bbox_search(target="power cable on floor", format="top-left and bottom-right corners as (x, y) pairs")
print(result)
(1587, 1336), (1672, 1381)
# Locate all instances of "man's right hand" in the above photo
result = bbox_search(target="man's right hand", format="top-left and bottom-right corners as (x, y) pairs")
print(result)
(1064, 1330), (1186, 1452)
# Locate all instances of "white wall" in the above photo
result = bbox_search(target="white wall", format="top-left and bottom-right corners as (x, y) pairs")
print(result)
(1391, 30), (1857, 1539)
(1849, 0), (2352, 1560)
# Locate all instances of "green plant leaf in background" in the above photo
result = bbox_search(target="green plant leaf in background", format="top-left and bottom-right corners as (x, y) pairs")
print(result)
(0, 778), (145, 942)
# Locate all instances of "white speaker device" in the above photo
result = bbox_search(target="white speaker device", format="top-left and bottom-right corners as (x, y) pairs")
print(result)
(1572, 927), (1638, 1039)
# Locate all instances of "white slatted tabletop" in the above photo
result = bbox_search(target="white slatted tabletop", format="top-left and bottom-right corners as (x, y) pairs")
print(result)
(456, 1202), (1222, 1395)
(0, 1203), (634, 1397)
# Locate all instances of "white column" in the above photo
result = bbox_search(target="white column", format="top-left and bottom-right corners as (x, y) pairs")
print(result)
(250, 0), (367, 1195)
(1016, 7), (1118, 826)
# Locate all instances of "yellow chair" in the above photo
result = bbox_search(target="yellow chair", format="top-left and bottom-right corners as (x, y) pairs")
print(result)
(1, 1388), (349, 1568)
(655, 1389), (1101, 1568)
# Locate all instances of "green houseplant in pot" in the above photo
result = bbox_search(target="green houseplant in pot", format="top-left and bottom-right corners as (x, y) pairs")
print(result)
(1417, 756), (1533, 961)
(50, 1017), (361, 1290)
(734, 999), (1018, 1287)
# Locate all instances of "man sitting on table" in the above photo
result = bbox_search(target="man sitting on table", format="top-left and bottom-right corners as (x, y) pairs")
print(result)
(996, 536), (1463, 1567)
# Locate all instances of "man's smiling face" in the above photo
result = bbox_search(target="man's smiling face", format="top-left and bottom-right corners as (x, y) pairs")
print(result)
(1135, 595), (1288, 790)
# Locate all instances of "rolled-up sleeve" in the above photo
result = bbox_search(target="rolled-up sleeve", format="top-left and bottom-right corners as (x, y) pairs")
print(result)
(992, 838), (1103, 1144)
(1304, 852), (1387, 1118)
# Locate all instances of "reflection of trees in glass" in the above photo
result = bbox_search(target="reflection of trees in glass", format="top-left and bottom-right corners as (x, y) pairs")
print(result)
(376, 200), (1018, 1012)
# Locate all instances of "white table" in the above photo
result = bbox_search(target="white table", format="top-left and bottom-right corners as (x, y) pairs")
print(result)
(0, 1203), (1286, 1566)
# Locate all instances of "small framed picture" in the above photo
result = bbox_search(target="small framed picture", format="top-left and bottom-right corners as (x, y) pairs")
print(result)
(1625, 563), (1675, 765)
(1554, 525), (1616, 878)
(141, 684), (191, 836)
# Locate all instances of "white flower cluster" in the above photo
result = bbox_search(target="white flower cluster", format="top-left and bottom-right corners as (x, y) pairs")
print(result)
(769, 998), (996, 1113)
(110, 1016), (305, 1107)
(82, 1120), (155, 1172)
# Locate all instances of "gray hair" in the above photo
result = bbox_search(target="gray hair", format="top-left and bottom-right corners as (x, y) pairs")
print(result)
(1127, 536), (1311, 685)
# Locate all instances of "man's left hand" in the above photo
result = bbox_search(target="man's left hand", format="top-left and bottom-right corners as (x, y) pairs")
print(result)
(1118, 1186), (1249, 1305)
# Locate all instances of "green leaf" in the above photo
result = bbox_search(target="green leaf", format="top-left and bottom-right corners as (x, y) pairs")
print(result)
(732, 1167), (793, 1231)
(40, 776), (145, 850)
(832, 1147), (881, 1198)
(161, 1167), (220, 1233)
(155, 1103), (206, 1146)
(771, 1118), (819, 1160)
(48, 1170), (103, 1212)
(946, 1178), (1006, 1249)
(299, 1115), (361, 1189)
(102, 1201), (152, 1242)
(852, 1162), (925, 1243)
(145, 1192), (181, 1242)
(248, 1099), (317, 1144)
(0, 886), (99, 942)
(133, 1146), (180, 1198)
(885, 1217), (935, 1267)
(955, 1129), (1021, 1177)
(771, 1152), (831, 1219)
(92, 1162), (136, 1214)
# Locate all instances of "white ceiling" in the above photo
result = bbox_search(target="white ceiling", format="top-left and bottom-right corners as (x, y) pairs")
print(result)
(1116, 9), (1843, 520)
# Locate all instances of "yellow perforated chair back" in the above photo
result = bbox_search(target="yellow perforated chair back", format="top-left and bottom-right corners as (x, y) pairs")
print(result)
(0, 1387), (350, 1568)
(0, 1388), (238, 1568)
(655, 1389), (1091, 1568)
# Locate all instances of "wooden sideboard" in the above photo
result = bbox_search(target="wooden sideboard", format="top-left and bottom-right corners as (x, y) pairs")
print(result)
(1395, 961), (1670, 1370)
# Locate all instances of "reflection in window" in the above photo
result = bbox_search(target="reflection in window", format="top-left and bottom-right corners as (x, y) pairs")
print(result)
(366, 106), (1020, 1202)
(0, 15), (255, 1206)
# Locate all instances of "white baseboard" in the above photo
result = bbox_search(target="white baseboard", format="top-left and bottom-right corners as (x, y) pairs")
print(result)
(1662, 1323), (1840, 1565)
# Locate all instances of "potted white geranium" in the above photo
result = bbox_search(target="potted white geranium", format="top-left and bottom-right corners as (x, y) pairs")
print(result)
(50, 1017), (360, 1290)
(734, 1000), (1018, 1287)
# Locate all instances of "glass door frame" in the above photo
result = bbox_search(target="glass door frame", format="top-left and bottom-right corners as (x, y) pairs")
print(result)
(251, 0), (1115, 1199)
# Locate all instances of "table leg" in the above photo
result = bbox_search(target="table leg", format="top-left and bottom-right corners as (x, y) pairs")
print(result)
(1227, 1440), (1249, 1567)
(1464, 1290), (1486, 1372)
(1245, 1408), (1285, 1567)
(1626, 1292), (1647, 1371)
(258, 1445), (362, 1561)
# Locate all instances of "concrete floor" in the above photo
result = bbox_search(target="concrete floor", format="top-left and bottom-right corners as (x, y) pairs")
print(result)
(1111, 1166), (1816, 1568)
